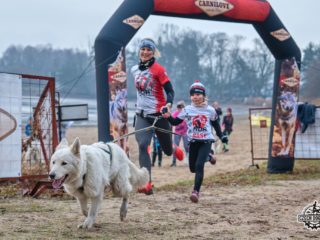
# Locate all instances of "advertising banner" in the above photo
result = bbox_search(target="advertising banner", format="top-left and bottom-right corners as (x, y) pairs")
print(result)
(107, 48), (128, 152)
(0, 73), (22, 178)
(268, 58), (300, 172)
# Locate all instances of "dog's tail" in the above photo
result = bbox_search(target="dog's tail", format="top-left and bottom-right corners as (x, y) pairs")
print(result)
(128, 161), (149, 189)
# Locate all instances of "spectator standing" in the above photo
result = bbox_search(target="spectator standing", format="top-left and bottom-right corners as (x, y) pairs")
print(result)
(212, 101), (223, 124)
(152, 133), (163, 167)
(222, 107), (234, 152)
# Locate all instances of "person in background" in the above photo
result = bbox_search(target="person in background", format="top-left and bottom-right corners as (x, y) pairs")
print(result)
(162, 80), (228, 203)
(60, 121), (74, 140)
(212, 101), (223, 124)
(151, 133), (163, 167)
(171, 100), (189, 167)
(25, 116), (33, 137)
(222, 107), (234, 152)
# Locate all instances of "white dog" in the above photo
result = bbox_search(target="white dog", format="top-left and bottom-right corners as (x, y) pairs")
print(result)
(49, 138), (149, 229)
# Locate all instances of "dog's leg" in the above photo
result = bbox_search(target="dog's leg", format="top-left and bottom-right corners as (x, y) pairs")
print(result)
(278, 126), (286, 156)
(78, 194), (103, 229)
(76, 194), (88, 217)
(120, 197), (128, 221)
(285, 126), (295, 155)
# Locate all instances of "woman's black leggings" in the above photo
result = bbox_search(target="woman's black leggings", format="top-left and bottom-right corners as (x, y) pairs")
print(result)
(135, 114), (172, 180)
(189, 141), (212, 192)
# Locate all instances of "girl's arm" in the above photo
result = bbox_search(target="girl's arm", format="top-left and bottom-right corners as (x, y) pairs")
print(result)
(211, 119), (223, 139)
(211, 119), (228, 143)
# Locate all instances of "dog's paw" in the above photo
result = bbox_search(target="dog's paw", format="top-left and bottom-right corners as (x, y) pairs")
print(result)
(120, 207), (127, 221)
(78, 218), (94, 229)
(277, 150), (285, 156)
(120, 210), (127, 221)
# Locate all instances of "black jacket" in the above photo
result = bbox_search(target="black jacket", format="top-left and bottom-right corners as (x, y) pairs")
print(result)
(297, 103), (316, 133)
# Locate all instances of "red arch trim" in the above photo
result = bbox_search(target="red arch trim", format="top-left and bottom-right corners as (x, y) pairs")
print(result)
(154, 0), (271, 22)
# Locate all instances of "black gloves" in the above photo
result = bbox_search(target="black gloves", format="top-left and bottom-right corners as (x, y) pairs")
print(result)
(221, 135), (228, 144)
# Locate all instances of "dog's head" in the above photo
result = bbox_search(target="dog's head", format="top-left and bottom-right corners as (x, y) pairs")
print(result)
(278, 92), (296, 113)
(49, 138), (81, 189)
(115, 89), (127, 112)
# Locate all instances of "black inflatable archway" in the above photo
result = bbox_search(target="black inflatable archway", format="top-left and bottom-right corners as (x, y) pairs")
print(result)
(95, 0), (301, 173)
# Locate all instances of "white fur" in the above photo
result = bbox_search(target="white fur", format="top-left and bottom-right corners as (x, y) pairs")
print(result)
(49, 138), (149, 229)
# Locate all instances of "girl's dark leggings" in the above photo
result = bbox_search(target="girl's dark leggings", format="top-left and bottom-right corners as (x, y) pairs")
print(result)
(135, 114), (172, 180)
(189, 141), (212, 192)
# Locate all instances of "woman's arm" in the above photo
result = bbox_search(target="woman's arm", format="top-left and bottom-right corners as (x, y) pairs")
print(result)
(167, 115), (183, 126)
(163, 82), (174, 106)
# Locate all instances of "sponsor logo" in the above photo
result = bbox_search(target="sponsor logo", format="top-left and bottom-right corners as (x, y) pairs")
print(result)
(270, 28), (291, 41)
(112, 71), (127, 83)
(192, 115), (207, 129)
(283, 77), (299, 87)
(298, 201), (320, 230)
(123, 15), (144, 29)
(0, 108), (17, 141)
(195, 0), (234, 17)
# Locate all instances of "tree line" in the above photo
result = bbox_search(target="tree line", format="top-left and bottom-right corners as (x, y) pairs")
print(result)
(0, 24), (319, 102)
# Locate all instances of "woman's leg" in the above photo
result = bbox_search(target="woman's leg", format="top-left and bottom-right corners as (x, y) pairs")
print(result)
(135, 115), (153, 181)
(172, 134), (181, 165)
(152, 150), (156, 166)
(182, 135), (189, 154)
(158, 147), (162, 166)
(155, 118), (173, 156)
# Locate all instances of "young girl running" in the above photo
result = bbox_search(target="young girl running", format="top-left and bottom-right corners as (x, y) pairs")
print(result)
(162, 80), (228, 203)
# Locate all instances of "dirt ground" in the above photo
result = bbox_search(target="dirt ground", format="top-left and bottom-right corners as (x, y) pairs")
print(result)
(0, 116), (319, 239)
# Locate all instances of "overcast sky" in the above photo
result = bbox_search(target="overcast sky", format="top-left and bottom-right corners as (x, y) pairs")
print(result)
(0, 0), (318, 56)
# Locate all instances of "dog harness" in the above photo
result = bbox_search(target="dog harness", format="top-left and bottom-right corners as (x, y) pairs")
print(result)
(97, 143), (113, 164)
(78, 143), (113, 192)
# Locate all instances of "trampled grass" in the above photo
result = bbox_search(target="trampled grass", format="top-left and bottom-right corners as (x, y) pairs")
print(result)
(158, 160), (320, 192)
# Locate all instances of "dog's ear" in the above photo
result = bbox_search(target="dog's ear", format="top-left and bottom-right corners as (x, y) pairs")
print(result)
(56, 138), (69, 150)
(70, 137), (81, 155)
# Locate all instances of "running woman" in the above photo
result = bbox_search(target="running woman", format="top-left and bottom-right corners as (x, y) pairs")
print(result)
(131, 38), (177, 195)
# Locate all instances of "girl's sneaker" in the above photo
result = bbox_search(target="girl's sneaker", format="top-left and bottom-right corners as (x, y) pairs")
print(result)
(190, 190), (199, 203)
(208, 150), (216, 165)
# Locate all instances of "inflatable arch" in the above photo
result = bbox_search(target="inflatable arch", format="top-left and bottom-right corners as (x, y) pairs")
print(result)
(94, 0), (301, 173)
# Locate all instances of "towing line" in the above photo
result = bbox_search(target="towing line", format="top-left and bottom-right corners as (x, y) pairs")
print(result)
(112, 116), (182, 143)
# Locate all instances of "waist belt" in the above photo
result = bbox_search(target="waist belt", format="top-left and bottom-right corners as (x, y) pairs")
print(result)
(135, 109), (160, 118)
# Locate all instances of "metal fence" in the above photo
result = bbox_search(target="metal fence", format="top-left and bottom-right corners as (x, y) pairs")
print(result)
(249, 106), (320, 165)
